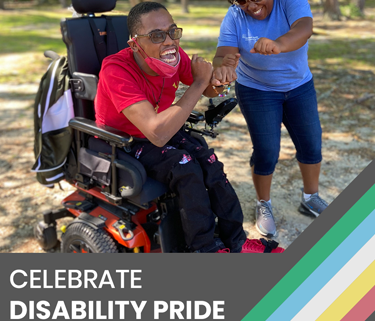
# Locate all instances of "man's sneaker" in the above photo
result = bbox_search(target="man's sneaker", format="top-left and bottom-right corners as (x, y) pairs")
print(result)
(299, 191), (328, 217)
(255, 200), (277, 237)
(216, 248), (230, 253)
(241, 238), (285, 253)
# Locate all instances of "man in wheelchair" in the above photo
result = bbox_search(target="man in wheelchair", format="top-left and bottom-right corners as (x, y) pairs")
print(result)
(94, 2), (283, 253)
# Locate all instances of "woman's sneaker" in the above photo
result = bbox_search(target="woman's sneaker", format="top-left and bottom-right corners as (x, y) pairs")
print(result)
(255, 200), (277, 237)
(216, 248), (230, 253)
(241, 238), (285, 253)
(299, 191), (328, 217)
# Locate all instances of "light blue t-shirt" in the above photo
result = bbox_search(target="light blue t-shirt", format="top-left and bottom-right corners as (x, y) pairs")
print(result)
(218, 0), (313, 92)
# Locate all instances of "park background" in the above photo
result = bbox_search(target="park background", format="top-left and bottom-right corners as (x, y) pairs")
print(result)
(0, 0), (374, 253)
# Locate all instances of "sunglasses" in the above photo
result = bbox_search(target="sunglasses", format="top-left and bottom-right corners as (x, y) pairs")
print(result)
(134, 28), (183, 44)
(234, 0), (262, 6)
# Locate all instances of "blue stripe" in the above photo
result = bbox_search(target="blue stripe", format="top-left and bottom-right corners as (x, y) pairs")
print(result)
(267, 209), (375, 321)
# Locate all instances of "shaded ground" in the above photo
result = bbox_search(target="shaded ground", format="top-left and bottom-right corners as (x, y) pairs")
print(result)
(0, 6), (374, 253)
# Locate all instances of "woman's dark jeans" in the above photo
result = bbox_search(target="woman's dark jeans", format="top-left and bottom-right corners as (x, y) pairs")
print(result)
(235, 79), (322, 175)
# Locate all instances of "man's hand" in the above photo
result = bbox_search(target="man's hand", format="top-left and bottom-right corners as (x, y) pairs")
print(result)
(211, 66), (237, 86)
(250, 38), (281, 55)
(191, 54), (213, 87)
(211, 53), (240, 86)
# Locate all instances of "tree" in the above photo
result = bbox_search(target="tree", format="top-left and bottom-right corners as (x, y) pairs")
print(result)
(129, 0), (141, 7)
(323, 0), (341, 20)
(181, 0), (189, 13)
(59, 0), (68, 8)
(0, 0), (6, 10)
(128, 0), (189, 14)
(351, 0), (365, 16)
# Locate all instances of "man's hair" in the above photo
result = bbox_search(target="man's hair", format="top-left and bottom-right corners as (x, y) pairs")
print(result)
(127, 2), (168, 37)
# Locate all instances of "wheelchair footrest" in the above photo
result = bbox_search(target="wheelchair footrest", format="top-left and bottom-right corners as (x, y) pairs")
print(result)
(42, 208), (74, 225)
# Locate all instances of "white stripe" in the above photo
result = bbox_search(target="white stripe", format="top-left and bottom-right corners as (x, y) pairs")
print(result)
(291, 234), (375, 321)
(43, 58), (60, 119)
(45, 172), (64, 182)
(35, 156), (41, 171)
(30, 157), (67, 173)
(41, 89), (74, 133)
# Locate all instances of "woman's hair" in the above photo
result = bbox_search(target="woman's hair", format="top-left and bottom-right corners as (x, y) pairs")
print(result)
(127, 2), (168, 37)
(227, 0), (236, 4)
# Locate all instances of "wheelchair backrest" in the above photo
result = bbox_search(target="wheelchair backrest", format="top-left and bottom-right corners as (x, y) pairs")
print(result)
(61, 0), (129, 120)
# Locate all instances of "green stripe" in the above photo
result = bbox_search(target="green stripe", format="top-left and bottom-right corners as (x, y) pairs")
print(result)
(243, 184), (375, 321)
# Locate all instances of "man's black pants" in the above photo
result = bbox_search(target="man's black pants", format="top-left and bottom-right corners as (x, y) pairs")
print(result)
(130, 130), (246, 253)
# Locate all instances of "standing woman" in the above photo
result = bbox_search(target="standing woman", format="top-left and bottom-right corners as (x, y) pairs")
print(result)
(213, 0), (328, 237)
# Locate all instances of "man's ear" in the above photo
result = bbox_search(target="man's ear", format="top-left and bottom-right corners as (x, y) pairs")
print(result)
(127, 39), (138, 52)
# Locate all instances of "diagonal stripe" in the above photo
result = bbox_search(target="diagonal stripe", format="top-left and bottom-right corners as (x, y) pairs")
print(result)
(291, 235), (375, 321)
(242, 184), (375, 321)
(341, 285), (375, 321)
(266, 210), (375, 321)
(317, 260), (375, 321)
(367, 310), (375, 321)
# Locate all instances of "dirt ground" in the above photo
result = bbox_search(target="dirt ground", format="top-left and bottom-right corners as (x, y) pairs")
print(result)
(0, 9), (374, 253)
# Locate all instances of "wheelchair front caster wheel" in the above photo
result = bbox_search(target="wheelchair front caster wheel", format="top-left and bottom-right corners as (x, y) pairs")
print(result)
(34, 221), (58, 251)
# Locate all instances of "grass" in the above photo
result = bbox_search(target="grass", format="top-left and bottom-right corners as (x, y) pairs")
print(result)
(0, 8), (68, 54)
(0, 1), (375, 84)
(308, 38), (375, 70)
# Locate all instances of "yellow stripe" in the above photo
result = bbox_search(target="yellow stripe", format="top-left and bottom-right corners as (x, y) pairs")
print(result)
(317, 260), (375, 321)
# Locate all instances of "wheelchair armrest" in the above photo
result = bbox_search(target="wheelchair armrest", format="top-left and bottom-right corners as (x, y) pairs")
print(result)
(69, 117), (133, 148)
(187, 110), (205, 124)
(114, 159), (144, 197)
(70, 72), (98, 101)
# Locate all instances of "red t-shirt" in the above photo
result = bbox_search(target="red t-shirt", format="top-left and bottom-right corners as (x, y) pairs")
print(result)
(95, 47), (194, 138)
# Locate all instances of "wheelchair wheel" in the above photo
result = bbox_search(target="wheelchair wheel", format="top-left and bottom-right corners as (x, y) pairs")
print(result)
(34, 221), (58, 251)
(61, 223), (118, 253)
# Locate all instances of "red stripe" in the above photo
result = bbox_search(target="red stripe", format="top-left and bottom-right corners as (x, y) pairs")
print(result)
(341, 285), (375, 321)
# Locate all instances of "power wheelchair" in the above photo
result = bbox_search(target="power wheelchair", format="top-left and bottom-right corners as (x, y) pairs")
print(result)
(33, 0), (238, 253)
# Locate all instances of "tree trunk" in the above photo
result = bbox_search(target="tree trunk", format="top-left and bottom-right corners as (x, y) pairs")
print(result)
(323, 0), (341, 20)
(181, 0), (189, 13)
(59, 0), (68, 8)
(351, 0), (365, 15)
(0, 0), (6, 10)
(129, 0), (141, 7)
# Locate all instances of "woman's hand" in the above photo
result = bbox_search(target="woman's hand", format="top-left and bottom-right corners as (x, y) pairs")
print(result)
(211, 53), (240, 86)
(250, 38), (282, 55)
(222, 53), (241, 68)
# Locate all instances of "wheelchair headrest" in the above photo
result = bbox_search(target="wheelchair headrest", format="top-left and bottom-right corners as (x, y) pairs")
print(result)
(72, 0), (116, 14)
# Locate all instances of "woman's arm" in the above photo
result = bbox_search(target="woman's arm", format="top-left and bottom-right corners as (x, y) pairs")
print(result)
(213, 46), (240, 67)
(251, 17), (313, 55)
